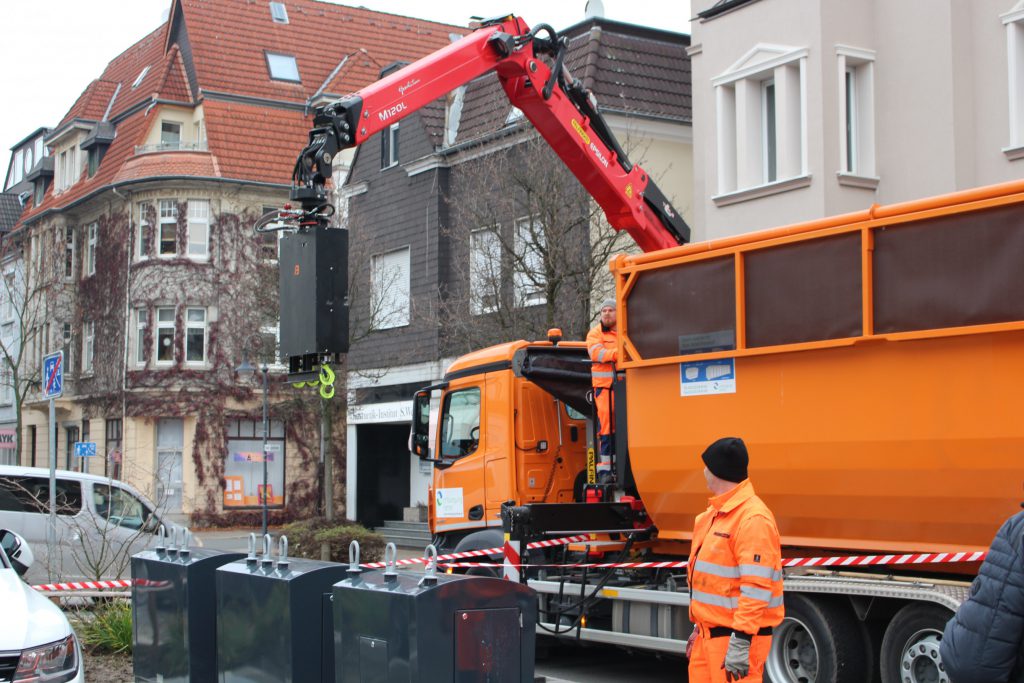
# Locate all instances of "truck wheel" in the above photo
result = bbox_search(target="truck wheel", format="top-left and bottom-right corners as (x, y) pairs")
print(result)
(879, 603), (953, 683)
(453, 529), (504, 577)
(764, 594), (868, 683)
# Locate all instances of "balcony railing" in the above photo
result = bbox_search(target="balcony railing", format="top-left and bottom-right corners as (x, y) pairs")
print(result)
(134, 140), (209, 155)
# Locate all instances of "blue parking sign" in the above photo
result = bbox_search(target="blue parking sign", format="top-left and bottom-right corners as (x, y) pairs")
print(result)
(43, 351), (63, 399)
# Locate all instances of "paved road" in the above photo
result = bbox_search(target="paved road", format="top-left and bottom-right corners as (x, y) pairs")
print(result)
(192, 529), (685, 682)
(537, 638), (684, 682)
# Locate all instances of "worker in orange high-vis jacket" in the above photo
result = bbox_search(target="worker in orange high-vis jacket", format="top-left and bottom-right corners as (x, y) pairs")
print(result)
(686, 437), (784, 682)
(586, 299), (617, 481)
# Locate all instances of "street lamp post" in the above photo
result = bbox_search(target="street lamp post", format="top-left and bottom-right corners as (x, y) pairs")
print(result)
(235, 358), (271, 538)
(259, 363), (269, 537)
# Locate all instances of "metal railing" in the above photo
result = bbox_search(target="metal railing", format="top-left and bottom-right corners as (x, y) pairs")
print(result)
(133, 140), (209, 154)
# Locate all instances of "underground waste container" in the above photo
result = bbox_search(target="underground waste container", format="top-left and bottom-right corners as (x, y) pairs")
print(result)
(333, 544), (537, 683)
(132, 527), (243, 683)
(216, 534), (348, 683)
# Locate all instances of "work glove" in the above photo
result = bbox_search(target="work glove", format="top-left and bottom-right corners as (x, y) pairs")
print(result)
(685, 626), (698, 659)
(723, 632), (751, 681)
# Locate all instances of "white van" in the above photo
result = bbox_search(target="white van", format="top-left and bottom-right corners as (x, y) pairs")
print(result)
(0, 465), (176, 585)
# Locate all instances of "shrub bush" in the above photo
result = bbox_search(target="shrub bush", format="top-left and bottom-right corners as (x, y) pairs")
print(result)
(281, 517), (385, 564)
(77, 601), (133, 654)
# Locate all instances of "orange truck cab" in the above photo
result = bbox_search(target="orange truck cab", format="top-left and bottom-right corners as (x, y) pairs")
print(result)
(411, 335), (594, 553)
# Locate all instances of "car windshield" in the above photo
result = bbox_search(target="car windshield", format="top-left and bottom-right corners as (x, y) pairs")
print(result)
(93, 484), (151, 530)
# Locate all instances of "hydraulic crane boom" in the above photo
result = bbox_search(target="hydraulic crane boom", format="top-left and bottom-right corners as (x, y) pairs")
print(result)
(290, 14), (690, 252)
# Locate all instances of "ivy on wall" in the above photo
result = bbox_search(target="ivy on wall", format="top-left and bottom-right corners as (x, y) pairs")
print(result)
(33, 196), (347, 527)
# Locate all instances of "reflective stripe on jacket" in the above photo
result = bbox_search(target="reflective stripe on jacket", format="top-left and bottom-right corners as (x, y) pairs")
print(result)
(687, 479), (784, 635)
(586, 324), (617, 389)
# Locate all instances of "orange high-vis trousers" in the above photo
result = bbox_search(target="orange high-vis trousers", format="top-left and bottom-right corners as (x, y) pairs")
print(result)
(687, 627), (772, 683)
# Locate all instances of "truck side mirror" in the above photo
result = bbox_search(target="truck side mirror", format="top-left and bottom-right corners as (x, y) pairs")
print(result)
(411, 390), (431, 459)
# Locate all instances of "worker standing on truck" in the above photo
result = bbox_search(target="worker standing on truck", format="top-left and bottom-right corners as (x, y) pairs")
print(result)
(586, 299), (618, 482)
(686, 437), (784, 682)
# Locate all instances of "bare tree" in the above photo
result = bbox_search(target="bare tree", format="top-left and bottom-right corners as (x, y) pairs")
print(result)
(0, 228), (70, 465)
(439, 131), (631, 353)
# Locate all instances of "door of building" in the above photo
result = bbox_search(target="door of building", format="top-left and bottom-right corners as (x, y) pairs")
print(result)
(156, 418), (184, 514)
(355, 423), (411, 528)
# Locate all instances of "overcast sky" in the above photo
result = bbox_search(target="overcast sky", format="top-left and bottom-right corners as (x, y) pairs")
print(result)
(0, 0), (692, 165)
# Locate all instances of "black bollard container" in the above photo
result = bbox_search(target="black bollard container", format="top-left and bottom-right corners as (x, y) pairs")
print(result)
(216, 534), (348, 683)
(333, 543), (537, 683)
(132, 526), (244, 683)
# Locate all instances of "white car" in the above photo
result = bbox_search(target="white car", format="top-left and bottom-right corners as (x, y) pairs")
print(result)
(0, 465), (180, 585)
(0, 529), (84, 683)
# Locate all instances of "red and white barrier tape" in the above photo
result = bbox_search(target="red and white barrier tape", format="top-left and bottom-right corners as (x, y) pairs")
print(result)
(30, 546), (987, 591)
(359, 534), (592, 569)
(32, 578), (135, 592)
(435, 550), (989, 571)
(782, 550), (987, 569)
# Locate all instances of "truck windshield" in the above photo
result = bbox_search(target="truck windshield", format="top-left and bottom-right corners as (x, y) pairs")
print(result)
(440, 387), (481, 459)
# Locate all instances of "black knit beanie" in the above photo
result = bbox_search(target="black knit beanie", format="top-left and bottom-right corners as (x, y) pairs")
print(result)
(701, 437), (748, 483)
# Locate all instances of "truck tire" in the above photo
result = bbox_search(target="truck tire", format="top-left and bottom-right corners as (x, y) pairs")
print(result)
(764, 594), (868, 683)
(879, 603), (953, 683)
(453, 529), (505, 577)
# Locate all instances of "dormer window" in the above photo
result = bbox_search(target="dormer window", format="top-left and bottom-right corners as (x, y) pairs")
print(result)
(161, 121), (182, 149)
(266, 52), (300, 82)
(270, 2), (289, 23)
(132, 66), (150, 89)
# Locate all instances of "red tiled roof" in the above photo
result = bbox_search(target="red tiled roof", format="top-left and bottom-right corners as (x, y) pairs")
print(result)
(202, 99), (308, 185)
(113, 151), (219, 183)
(181, 0), (464, 102)
(18, 0), (467, 229)
(18, 112), (151, 224)
(157, 46), (193, 103)
(58, 79), (121, 127)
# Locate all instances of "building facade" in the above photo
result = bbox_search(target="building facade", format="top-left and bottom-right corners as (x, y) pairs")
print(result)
(7, 0), (460, 523)
(689, 0), (1024, 238)
(340, 18), (693, 526)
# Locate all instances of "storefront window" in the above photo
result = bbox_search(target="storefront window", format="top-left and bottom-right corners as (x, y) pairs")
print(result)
(224, 418), (286, 508)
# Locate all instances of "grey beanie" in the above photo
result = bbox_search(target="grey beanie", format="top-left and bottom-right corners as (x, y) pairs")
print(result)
(600, 299), (615, 311)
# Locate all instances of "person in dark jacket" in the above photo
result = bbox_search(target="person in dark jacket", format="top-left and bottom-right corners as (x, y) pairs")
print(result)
(940, 509), (1024, 683)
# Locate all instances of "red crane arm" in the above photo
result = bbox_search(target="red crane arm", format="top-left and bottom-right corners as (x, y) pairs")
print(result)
(292, 15), (689, 251)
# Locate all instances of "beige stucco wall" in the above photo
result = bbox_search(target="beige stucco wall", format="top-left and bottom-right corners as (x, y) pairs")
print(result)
(691, 0), (1024, 238)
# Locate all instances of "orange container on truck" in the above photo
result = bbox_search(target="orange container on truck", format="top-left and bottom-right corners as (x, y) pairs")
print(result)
(411, 180), (1024, 683)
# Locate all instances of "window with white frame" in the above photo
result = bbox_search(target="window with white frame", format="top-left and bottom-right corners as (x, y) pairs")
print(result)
(513, 217), (546, 307)
(135, 308), (148, 366)
(57, 151), (67, 192)
(64, 227), (75, 279)
(137, 202), (153, 258)
(84, 222), (98, 277)
(185, 308), (207, 363)
(270, 1), (289, 23)
(132, 66), (150, 89)
(713, 45), (807, 199)
(381, 123), (399, 169)
(155, 307), (176, 364)
(159, 200), (178, 256)
(1, 273), (14, 345)
(12, 150), (24, 186)
(0, 367), (12, 407)
(266, 52), (301, 82)
(837, 46), (876, 179)
(187, 199), (209, 259)
(370, 247), (410, 329)
(259, 322), (282, 367)
(160, 121), (181, 148)
(81, 321), (94, 374)
(1004, 6), (1024, 155)
(469, 227), (500, 315)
